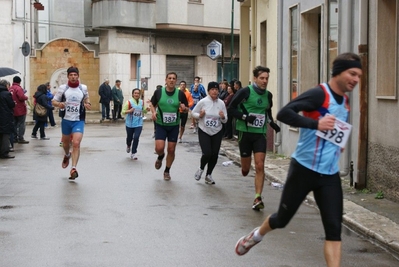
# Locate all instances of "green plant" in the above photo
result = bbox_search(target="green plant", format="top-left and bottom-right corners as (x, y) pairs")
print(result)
(375, 191), (384, 199)
(359, 188), (371, 194)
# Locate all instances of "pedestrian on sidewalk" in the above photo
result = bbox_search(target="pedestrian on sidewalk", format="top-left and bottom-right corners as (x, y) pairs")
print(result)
(112, 79), (124, 120)
(222, 85), (236, 139)
(99, 78), (112, 121)
(45, 82), (56, 127)
(0, 79), (15, 159)
(235, 53), (363, 267)
(122, 88), (144, 160)
(192, 82), (227, 185)
(52, 66), (92, 180)
(9, 76), (29, 144)
(150, 72), (189, 181)
(228, 66), (280, 211)
(31, 84), (53, 140)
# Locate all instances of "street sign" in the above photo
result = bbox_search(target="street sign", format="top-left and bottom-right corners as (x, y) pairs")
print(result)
(21, 42), (30, 57)
(141, 78), (148, 90)
(206, 40), (222, 60)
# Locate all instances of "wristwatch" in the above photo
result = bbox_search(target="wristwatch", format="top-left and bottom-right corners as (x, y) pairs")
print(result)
(242, 114), (247, 120)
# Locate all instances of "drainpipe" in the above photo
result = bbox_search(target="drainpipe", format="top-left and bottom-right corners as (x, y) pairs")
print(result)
(274, 1), (284, 149)
(136, 60), (141, 88)
(338, 0), (354, 177)
(355, 0), (369, 189)
(146, 33), (153, 80)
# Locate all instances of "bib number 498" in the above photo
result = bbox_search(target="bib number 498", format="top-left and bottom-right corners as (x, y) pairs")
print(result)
(315, 117), (352, 148)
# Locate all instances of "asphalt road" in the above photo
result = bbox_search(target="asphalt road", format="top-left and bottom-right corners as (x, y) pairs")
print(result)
(0, 123), (398, 267)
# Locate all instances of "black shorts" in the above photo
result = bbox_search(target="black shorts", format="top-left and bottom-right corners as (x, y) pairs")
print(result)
(180, 113), (188, 127)
(238, 131), (267, 157)
(155, 124), (179, 143)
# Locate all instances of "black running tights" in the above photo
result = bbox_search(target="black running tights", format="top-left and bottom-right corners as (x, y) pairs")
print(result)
(269, 158), (343, 241)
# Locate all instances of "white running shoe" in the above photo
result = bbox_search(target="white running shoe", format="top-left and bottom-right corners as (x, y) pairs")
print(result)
(131, 153), (138, 160)
(235, 227), (261, 256)
(178, 138), (182, 143)
(194, 168), (204, 181)
(205, 174), (215, 185)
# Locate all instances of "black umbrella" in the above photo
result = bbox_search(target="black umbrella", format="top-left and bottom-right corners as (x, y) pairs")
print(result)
(0, 67), (20, 78)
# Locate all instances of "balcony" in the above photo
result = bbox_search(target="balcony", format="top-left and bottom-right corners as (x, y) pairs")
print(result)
(91, 0), (157, 29)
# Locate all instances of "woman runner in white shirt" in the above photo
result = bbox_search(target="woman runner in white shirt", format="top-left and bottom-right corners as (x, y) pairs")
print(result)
(191, 82), (227, 184)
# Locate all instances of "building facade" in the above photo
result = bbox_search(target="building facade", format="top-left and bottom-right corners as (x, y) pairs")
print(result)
(87, 0), (241, 101)
(238, 0), (399, 202)
(2, 0), (241, 111)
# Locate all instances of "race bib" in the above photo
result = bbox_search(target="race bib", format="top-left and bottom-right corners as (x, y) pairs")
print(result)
(247, 113), (266, 128)
(163, 112), (177, 123)
(204, 116), (219, 128)
(315, 117), (352, 148)
(65, 102), (80, 114)
(193, 98), (199, 104)
(133, 110), (142, 117)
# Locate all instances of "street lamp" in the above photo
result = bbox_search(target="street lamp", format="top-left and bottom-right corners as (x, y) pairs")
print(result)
(230, 0), (234, 81)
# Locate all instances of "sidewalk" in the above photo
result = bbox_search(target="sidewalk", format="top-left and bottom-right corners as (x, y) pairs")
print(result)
(28, 111), (399, 258)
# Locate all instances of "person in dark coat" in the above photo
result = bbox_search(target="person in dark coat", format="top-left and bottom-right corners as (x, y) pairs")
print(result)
(0, 79), (16, 158)
(98, 78), (112, 121)
(31, 84), (53, 140)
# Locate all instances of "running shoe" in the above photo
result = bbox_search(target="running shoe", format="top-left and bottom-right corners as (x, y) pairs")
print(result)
(126, 146), (131, 153)
(62, 153), (71, 169)
(252, 197), (264, 211)
(205, 174), (215, 185)
(194, 168), (204, 181)
(178, 138), (182, 143)
(40, 137), (50, 140)
(155, 158), (162, 170)
(131, 153), (138, 160)
(193, 129), (197, 134)
(163, 172), (171, 181)
(69, 168), (79, 180)
(31, 135), (38, 139)
(235, 227), (261, 256)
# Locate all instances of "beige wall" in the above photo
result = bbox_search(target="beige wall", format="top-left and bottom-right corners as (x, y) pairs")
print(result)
(366, 1), (399, 201)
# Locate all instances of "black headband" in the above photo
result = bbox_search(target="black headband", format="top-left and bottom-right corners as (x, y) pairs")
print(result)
(332, 60), (362, 76)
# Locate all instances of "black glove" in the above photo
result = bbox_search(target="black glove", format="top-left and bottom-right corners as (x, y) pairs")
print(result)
(245, 115), (257, 124)
(269, 121), (280, 133)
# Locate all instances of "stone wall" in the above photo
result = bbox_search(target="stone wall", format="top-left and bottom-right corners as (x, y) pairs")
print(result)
(30, 38), (100, 111)
(367, 142), (399, 202)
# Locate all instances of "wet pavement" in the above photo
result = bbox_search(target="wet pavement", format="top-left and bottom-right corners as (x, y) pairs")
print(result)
(0, 112), (395, 266)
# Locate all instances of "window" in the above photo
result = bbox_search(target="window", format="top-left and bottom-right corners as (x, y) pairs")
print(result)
(376, 0), (397, 99)
(130, 54), (140, 80)
(299, 6), (321, 93)
(290, 6), (299, 100)
(328, 0), (338, 80)
(260, 21), (267, 67)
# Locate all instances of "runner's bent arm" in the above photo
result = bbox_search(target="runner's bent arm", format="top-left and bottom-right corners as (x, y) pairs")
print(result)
(227, 87), (250, 120)
(276, 87), (325, 129)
